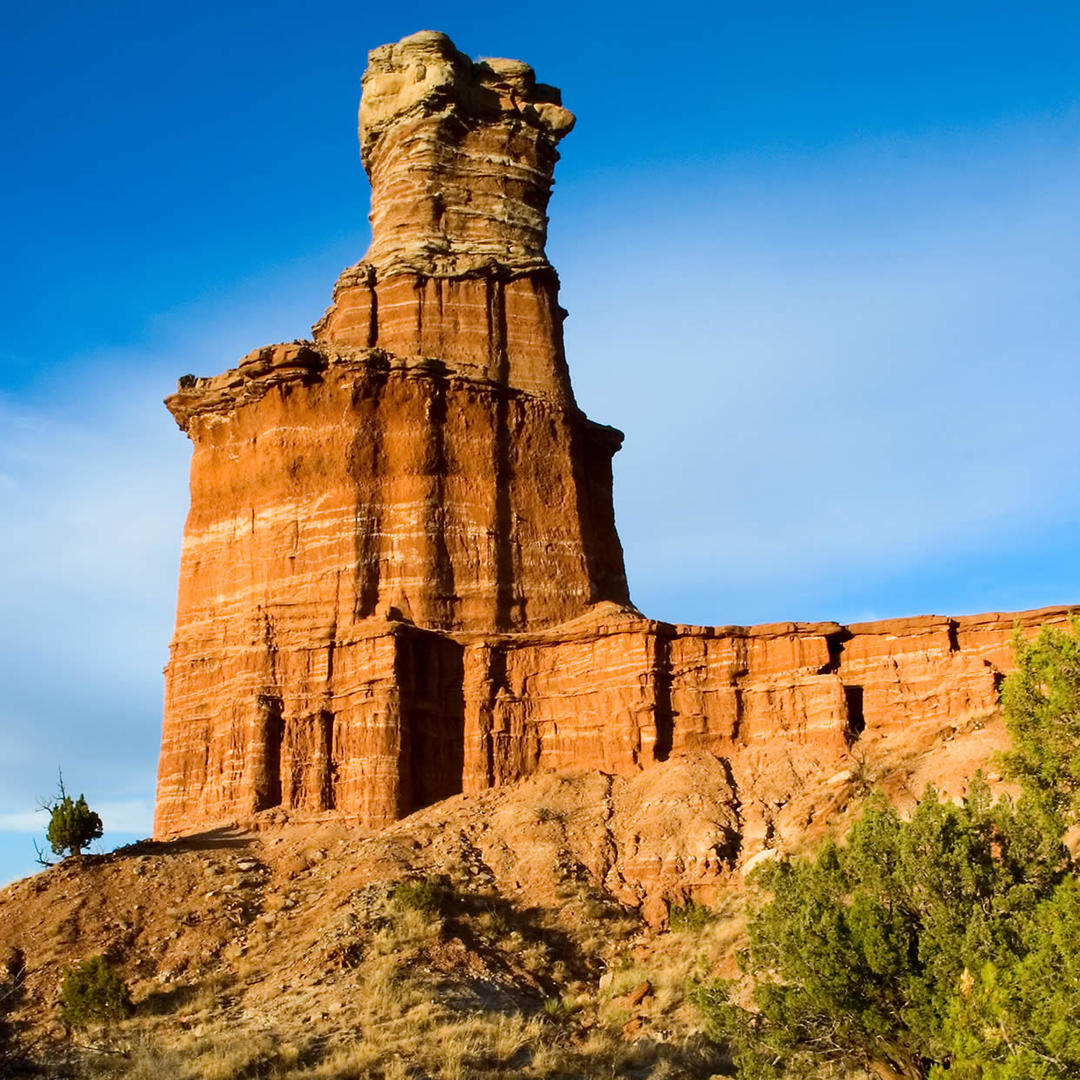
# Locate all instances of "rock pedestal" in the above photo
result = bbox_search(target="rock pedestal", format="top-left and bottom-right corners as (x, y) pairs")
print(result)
(154, 31), (1073, 838)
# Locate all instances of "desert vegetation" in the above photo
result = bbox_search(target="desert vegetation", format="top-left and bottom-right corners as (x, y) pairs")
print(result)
(38, 773), (103, 863)
(7, 874), (722, 1079)
(59, 956), (134, 1029)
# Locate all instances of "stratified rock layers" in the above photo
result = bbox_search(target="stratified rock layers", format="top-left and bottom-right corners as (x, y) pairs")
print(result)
(312, 30), (578, 401)
(154, 31), (1074, 838)
(157, 342), (627, 830)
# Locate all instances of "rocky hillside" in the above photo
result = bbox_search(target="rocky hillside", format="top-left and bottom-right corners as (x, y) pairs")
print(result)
(0, 705), (1015, 1080)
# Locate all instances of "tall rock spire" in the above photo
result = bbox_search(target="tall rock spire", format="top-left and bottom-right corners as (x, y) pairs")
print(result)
(155, 32), (629, 835)
(357, 30), (574, 277)
(314, 31), (578, 401)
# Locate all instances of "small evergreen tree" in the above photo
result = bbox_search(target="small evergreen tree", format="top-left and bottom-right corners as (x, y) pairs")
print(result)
(59, 956), (133, 1028)
(1001, 616), (1080, 832)
(43, 773), (102, 859)
(943, 876), (1080, 1079)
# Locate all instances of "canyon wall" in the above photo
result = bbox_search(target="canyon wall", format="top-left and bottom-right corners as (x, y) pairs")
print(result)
(154, 31), (1073, 838)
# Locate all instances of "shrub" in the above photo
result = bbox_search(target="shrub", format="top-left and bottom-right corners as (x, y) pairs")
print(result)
(693, 619), (1080, 1080)
(943, 875), (1080, 1079)
(43, 774), (102, 859)
(1001, 616), (1080, 832)
(59, 956), (133, 1028)
(391, 876), (444, 915)
(695, 779), (1068, 1079)
(668, 899), (713, 932)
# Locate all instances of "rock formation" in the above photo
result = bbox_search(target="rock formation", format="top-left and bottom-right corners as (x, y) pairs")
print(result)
(313, 29), (577, 397)
(154, 30), (1073, 839)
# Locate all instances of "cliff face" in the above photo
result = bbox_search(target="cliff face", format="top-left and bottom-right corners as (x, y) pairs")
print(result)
(158, 342), (626, 829)
(155, 30), (1072, 839)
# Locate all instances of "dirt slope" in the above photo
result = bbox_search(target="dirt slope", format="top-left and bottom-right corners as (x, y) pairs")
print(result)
(0, 713), (1013, 1079)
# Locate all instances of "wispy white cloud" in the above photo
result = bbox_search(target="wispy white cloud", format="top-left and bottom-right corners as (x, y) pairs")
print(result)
(0, 242), (355, 858)
(0, 811), (47, 833)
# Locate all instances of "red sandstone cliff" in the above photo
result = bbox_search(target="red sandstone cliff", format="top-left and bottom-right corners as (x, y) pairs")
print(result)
(154, 30), (1073, 840)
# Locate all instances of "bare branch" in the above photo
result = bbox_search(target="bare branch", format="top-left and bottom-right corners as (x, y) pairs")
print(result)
(31, 838), (53, 869)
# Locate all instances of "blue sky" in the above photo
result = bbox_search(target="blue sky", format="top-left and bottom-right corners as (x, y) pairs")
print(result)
(2, 2), (1078, 884)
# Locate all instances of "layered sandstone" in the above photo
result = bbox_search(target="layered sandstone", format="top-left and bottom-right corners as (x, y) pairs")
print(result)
(157, 33), (628, 835)
(155, 30), (1075, 840)
(312, 30), (576, 401)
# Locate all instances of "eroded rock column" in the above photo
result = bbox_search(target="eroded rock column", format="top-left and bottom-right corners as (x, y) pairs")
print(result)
(154, 32), (630, 837)
(313, 30), (578, 401)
